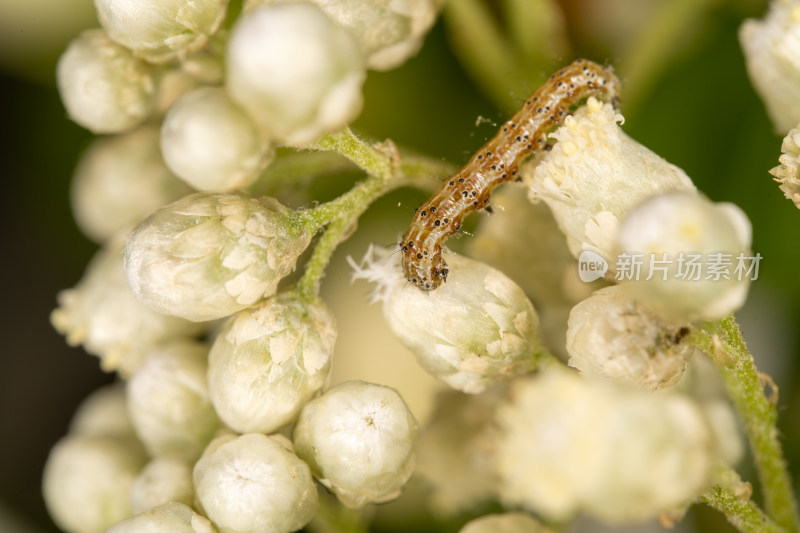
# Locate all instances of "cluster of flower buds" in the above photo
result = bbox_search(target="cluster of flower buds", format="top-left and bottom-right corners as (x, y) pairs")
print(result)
(48, 1), (443, 532)
(522, 97), (754, 326)
(374, 51), (755, 526)
(44, 0), (781, 529)
(57, 0), (443, 191)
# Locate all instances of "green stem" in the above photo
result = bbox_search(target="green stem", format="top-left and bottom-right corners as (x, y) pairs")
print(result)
(311, 127), (395, 179)
(689, 316), (799, 533)
(702, 464), (784, 533)
(294, 129), (454, 300)
(296, 215), (353, 301)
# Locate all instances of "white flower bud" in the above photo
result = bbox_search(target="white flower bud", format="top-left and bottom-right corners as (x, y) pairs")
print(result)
(415, 389), (503, 515)
(458, 513), (553, 533)
(614, 191), (754, 322)
(161, 87), (274, 192)
(226, 3), (366, 145)
(71, 126), (191, 243)
(70, 383), (136, 439)
(495, 369), (713, 523)
(194, 433), (318, 533)
(208, 293), (336, 433)
(770, 125), (800, 208)
(566, 286), (696, 390)
(51, 234), (204, 376)
(57, 29), (156, 134)
(740, 0), (800, 133)
(127, 340), (221, 461)
(524, 98), (696, 258)
(129, 458), (195, 513)
(94, 0), (229, 63)
(351, 246), (542, 394)
(466, 185), (589, 358)
(124, 193), (312, 322)
(106, 502), (216, 533)
(293, 380), (418, 508)
(246, 0), (442, 71)
(43, 434), (146, 533)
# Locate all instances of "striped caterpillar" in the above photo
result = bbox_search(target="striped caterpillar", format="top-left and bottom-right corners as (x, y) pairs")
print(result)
(400, 58), (621, 290)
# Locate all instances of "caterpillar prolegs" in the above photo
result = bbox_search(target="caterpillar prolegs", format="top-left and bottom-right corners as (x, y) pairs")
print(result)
(400, 59), (621, 291)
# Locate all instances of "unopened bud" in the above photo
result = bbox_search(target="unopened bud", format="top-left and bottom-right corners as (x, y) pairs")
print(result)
(124, 193), (313, 322)
(352, 246), (543, 394)
(208, 293), (336, 433)
(194, 433), (318, 533)
(57, 29), (156, 133)
(293, 380), (418, 508)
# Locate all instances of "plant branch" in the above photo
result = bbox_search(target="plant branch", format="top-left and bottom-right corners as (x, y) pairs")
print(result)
(689, 316), (799, 533)
(702, 464), (784, 533)
(294, 129), (454, 300)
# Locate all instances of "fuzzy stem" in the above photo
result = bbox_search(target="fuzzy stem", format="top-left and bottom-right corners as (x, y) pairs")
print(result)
(294, 129), (453, 300)
(702, 463), (784, 533)
(311, 127), (395, 179)
(296, 210), (354, 301)
(690, 317), (799, 533)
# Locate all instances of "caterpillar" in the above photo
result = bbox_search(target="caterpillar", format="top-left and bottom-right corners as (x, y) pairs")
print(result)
(400, 58), (621, 291)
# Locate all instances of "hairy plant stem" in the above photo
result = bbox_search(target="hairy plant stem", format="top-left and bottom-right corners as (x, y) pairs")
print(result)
(294, 128), (453, 301)
(702, 464), (784, 533)
(690, 316), (799, 533)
